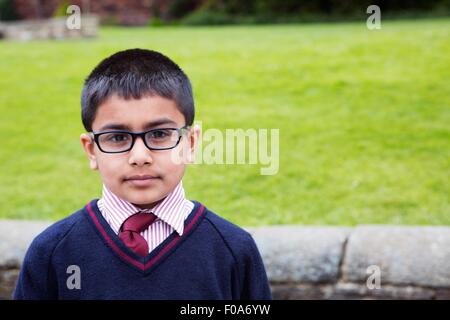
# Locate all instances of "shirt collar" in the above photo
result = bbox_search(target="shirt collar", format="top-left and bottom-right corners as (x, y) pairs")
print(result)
(100, 181), (188, 236)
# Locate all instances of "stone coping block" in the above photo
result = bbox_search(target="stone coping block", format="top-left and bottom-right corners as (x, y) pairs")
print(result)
(246, 226), (352, 283)
(0, 15), (99, 41)
(342, 225), (450, 288)
(0, 220), (52, 268)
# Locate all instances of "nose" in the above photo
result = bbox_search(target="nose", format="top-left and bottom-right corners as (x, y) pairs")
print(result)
(128, 136), (153, 166)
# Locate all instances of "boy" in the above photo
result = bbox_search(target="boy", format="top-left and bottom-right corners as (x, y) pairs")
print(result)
(13, 49), (272, 300)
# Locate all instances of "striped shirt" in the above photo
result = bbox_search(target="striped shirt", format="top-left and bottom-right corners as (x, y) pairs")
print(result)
(97, 181), (194, 254)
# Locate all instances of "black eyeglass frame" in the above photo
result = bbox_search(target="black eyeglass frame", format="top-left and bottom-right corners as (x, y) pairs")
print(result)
(89, 126), (190, 153)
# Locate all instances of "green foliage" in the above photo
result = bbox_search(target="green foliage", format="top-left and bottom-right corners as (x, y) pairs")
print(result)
(177, 0), (450, 25)
(166, 0), (201, 20)
(53, 0), (71, 18)
(0, 0), (17, 21)
(148, 17), (166, 27)
(181, 8), (235, 25)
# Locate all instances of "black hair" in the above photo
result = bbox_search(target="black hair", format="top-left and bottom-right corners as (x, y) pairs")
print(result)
(81, 48), (194, 132)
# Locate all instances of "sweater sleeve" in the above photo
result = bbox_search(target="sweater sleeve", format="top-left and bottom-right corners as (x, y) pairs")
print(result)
(13, 236), (58, 300)
(239, 234), (272, 300)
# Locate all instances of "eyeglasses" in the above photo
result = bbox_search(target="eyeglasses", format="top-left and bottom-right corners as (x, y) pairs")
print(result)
(90, 126), (190, 153)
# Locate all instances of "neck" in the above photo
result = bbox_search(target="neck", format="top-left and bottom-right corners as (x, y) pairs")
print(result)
(132, 198), (164, 210)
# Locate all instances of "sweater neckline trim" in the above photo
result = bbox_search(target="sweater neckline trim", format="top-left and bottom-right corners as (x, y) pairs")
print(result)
(84, 198), (206, 273)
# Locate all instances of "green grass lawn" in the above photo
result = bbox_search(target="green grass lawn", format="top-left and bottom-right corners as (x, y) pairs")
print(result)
(0, 19), (449, 226)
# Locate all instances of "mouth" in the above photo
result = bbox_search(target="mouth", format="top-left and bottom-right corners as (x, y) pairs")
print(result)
(124, 175), (160, 187)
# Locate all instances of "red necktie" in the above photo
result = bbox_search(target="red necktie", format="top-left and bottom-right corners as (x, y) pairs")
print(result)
(119, 212), (157, 257)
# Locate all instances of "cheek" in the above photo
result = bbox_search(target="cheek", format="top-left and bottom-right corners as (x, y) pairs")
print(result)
(169, 139), (192, 164)
(96, 155), (124, 180)
(158, 150), (186, 176)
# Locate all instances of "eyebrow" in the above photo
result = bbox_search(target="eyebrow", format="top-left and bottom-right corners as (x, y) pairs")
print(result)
(98, 118), (178, 131)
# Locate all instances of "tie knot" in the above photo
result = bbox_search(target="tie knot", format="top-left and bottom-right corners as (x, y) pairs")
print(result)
(120, 211), (157, 233)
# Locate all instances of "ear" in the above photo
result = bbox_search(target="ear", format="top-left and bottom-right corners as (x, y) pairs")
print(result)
(80, 133), (98, 170)
(185, 125), (201, 164)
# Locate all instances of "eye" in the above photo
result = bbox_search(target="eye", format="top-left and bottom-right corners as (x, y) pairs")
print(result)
(105, 133), (130, 142)
(149, 129), (171, 139)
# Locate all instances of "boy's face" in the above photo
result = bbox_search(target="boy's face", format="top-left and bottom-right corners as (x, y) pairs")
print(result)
(80, 95), (199, 209)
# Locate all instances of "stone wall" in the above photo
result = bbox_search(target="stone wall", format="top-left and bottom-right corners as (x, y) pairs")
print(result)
(1, 220), (449, 299)
(249, 225), (450, 299)
(0, 220), (52, 299)
(0, 15), (98, 40)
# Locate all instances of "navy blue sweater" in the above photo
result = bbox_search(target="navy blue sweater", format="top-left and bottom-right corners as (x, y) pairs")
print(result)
(13, 200), (272, 300)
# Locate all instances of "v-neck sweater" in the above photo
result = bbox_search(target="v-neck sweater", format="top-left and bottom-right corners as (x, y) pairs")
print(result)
(13, 199), (272, 300)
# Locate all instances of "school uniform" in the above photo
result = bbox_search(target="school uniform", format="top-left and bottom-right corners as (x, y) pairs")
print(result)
(13, 182), (272, 300)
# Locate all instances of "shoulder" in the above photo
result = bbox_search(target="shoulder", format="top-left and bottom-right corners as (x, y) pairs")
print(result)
(202, 206), (259, 258)
(203, 207), (253, 241)
(25, 207), (85, 260)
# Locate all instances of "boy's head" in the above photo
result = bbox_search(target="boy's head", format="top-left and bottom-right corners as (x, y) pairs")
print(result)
(80, 49), (200, 209)
(81, 48), (194, 132)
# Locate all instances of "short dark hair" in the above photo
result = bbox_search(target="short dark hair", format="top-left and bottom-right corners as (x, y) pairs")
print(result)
(81, 48), (194, 132)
